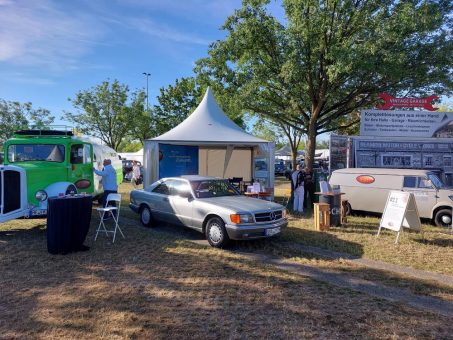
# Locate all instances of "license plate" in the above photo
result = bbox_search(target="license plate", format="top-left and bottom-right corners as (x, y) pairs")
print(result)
(31, 209), (47, 216)
(265, 227), (281, 236)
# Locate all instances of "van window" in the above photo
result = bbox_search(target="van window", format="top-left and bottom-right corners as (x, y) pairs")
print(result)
(403, 176), (434, 189)
(403, 177), (416, 188)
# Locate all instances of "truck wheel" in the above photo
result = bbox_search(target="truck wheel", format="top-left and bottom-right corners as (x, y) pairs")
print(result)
(434, 209), (452, 228)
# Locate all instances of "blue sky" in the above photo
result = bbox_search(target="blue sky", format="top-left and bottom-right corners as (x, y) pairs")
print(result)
(0, 0), (286, 125)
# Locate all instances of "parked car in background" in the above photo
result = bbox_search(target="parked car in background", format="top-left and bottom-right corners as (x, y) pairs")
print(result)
(274, 162), (286, 176)
(129, 175), (288, 247)
(122, 160), (142, 180)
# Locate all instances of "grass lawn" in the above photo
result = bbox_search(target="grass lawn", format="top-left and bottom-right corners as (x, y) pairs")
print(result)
(273, 177), (453, 275)
(0, 181), (452, 338)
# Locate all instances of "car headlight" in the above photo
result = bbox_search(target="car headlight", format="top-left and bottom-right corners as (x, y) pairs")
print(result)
(230, 213), (254, 224)
(35, 190), (48, 201)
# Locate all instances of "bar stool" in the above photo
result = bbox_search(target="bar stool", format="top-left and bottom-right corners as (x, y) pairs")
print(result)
(313, 203), (330, 231)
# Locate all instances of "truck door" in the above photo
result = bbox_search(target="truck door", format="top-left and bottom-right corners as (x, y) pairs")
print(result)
(68, 143), (94, 194)
(402, 176), (437, 218)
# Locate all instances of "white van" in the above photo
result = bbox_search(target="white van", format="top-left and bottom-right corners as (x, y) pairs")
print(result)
(329, 168), (453, 227)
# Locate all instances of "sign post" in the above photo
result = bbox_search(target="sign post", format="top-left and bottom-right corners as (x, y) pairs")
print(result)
(377, 191), (421, 244)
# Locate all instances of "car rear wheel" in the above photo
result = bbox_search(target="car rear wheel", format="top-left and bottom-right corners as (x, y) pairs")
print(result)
(434, 209), (452, 228)
(206, 217), (230, 248)
(140, 206), (154, 227)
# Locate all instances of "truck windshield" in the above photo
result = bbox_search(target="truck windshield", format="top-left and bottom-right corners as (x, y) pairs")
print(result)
(8, 144), (65, 163)
(428, 174), (444, 189)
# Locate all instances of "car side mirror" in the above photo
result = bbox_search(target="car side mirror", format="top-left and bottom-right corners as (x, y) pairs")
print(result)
(179, 191), (193, 199)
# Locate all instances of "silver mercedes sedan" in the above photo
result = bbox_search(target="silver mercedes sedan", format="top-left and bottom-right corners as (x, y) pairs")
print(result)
(129, 175), (288, 248)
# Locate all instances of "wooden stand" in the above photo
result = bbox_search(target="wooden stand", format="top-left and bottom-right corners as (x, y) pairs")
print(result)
(313, 203), (330, 231)
(341, 199), (349, 224)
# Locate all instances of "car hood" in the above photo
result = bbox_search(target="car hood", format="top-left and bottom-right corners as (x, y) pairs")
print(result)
(199, 195), (284, 213)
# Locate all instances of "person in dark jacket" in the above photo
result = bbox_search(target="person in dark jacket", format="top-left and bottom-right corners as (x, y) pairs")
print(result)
(303, 167), (316, 210)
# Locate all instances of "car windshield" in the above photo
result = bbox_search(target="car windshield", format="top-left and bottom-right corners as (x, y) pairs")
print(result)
(428, 174), (444, 189)
(191, 179), (239, 198)
(8, 144), (65, 163)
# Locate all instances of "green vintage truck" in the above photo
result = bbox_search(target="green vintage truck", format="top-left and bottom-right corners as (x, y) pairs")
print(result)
(0, 129), (122, 223)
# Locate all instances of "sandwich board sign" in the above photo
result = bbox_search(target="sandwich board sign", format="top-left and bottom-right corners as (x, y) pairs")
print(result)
(377, 191), (421, 244)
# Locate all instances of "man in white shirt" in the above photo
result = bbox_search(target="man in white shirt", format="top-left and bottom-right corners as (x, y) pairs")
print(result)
(94, 159), (118, 217)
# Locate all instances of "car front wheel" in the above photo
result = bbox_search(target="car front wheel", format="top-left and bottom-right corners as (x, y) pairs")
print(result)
(206, 217), (230, 248)
(434, 209), (452, 228)
(140, 205), (154, 228)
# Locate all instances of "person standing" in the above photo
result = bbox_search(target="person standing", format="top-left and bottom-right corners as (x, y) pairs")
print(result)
(291, 164), (305, 214)
(303, 167), (316, 210)
(93, 159), (118, 216)
(131, 160), (141, 188)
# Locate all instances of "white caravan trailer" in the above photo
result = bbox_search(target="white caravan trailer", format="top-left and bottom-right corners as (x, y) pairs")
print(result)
(329, 168), (453, 227)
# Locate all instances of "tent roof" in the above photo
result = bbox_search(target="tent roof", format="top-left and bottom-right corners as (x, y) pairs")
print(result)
(151, 87), (268, 144)
(275, 144), (304, 157)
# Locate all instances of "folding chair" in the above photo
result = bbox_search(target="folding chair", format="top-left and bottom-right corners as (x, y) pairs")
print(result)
(95, 193), (125, 243)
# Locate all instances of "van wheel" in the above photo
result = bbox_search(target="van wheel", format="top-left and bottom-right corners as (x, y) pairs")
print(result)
(434, 209), (452, 228)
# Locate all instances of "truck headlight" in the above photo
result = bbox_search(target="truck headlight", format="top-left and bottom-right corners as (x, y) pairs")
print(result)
(35, 190), (48, 201)
(230, 213), (254, 224)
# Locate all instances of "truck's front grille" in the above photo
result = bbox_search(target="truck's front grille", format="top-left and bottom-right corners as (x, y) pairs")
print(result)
(3, 170), (21, 214)
(254, 210), (283, 222)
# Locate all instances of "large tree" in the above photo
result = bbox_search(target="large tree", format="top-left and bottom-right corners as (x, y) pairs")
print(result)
(0, 99), (54, 141)
(196, 0), (453, 170)
(65, 80), (144, 150)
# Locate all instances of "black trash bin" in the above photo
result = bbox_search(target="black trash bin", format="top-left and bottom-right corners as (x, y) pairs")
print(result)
(317, 192), (343, 226)
(47, 195), (92, 254)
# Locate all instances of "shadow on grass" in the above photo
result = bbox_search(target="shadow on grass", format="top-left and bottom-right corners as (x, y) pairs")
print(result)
(1, 215), (453, 338)
(413, 238), (453, 248)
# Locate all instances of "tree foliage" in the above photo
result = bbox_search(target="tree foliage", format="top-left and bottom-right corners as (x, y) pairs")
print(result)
(0, 99), (55, 141)
(196, 0), (453, 169)
(65, 80), (143, 150)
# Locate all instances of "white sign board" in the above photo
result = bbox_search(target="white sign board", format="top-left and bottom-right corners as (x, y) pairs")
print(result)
(378, 191), (421, 243)
(360, 110), (453, 138)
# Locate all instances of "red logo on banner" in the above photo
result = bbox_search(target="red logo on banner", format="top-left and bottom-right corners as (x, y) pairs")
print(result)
(377, 93), (438, 111)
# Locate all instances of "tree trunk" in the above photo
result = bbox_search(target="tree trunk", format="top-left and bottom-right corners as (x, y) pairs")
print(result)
(305, 122), (317, 171)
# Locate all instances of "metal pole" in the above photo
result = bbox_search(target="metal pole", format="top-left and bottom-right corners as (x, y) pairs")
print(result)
(142, 72), (151, 111)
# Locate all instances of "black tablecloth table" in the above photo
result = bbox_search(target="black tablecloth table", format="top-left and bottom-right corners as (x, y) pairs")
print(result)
(47, 195), (92, 254)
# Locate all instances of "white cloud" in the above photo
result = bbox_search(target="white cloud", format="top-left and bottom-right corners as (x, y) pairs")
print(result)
(123, 17), (211, 46)
(0, 0), (106, 71)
